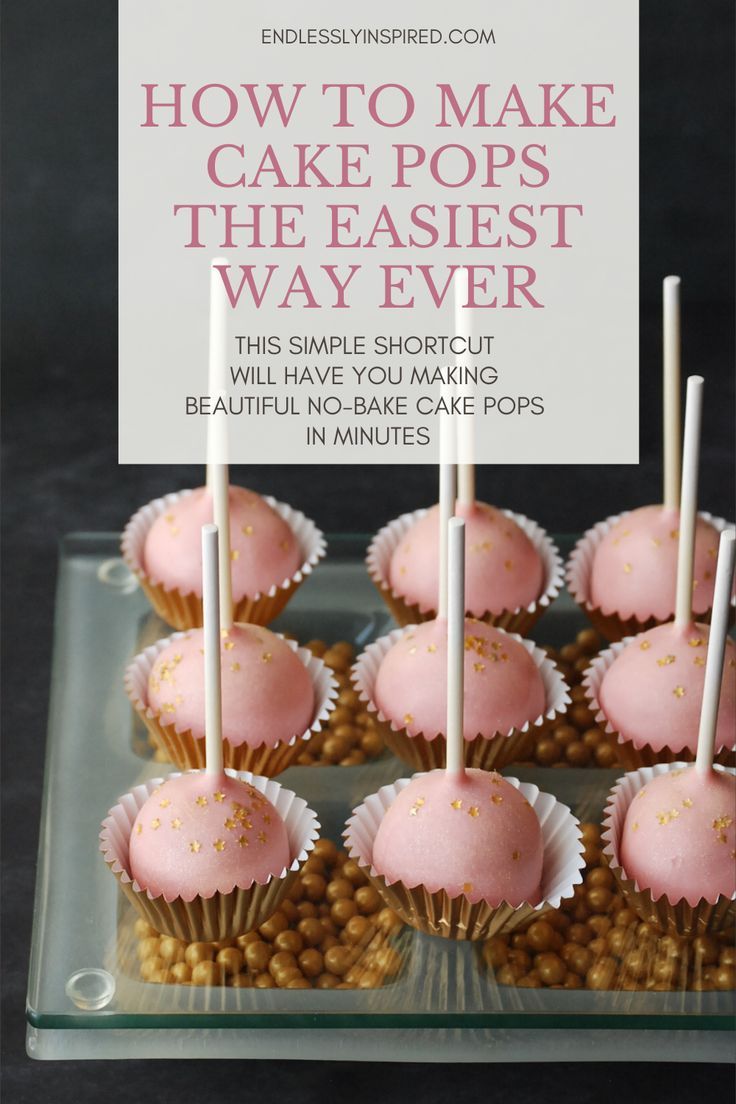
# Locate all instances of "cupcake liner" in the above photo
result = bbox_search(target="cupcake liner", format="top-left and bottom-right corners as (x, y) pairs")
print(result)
(566, 510), (734, 643)
(366, 508), (563, 634)
(121, 489), (326, 631)
(124, 628), (339, 774)
(601, 762), (736, 936)
(343, 775), (584, 941)
(583, 641), (736, 770)
(351, 624), (570, 772)
(100, 769), (320, 942)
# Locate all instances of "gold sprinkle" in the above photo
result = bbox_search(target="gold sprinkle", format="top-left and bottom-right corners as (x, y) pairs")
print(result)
(657, 655), (676, 667)
(161, 703), (176, 714)
(224, 641), (235, 651)
(231, 549), (240, 561)
(415, 797), (425, 807)
(262, 652), (272, 664)
(213, 791), (226, 803)
(623, 563), (632, 574)
(491, 794), (504, 805)
(403, 713), (414, 726)
(279, 539), (290, 550)
(504, 559), (513, 571)
(221, 629), (229, 638)
(693, 656), (705, 666)
(426, 644), (437, 654)
(238, 835), (249, 847)
(682, 798), (693, 808)
(688, 637), (705, 648)
(707, 547), (717, 558)
(170, 818), (182, 830)
(512, 850), (521, 862)
(474, 662), (485, 673)
(242, 525), (254, 536)
(450, 799), (463, 810)
(409, 806), (418, 817)
(713, 816), (733, 832)
(224, 818), (237, 830)
(136, 823), (143, 835)
(169, 527), (180, 537)
(231, 662), (241, 672)
(462, 882), (474, 894)
(468, 806), (480, 818)
(165, 513), (175, 523)
(670, 529), (679, 539)
(257, 831), (267, 844)
(650, 538), (661, 547)
(159, 798), (171, 808)
(632, 822), (639, 831)
(189, 840), (201, 853)
(704, 570), (712, 580)
(213, 839), (226, 852)
(263, 815), (271, 825)
(151, 818), (161, 830)
(408, 646), (417, 655)
(195, 796), (208, 807)
(639, 641), (651, 651)
(673, 686), (685, 698)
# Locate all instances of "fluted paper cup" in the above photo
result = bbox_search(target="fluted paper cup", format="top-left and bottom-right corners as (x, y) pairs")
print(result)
(366, 508), (562, 634)
(100, 769), (320, 942)
(352, 625), (570, 771)
(343, 775), (583, 941)
(125, 628), (339, 774)
(121, 489), (326, 631)
(583, 641), (736, 770)
(601, 762), (736, 936)
(566, 510), (734, 643)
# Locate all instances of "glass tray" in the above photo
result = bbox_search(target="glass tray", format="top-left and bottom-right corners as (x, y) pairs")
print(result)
(26, 534), (736, 1061)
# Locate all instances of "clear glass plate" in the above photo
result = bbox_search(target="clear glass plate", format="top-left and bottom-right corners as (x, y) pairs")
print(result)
(26, 534), (736, 1061)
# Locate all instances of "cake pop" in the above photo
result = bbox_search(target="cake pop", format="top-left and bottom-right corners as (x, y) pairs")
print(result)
(587, 377), (736, 763)
(568, 278), (729, 639)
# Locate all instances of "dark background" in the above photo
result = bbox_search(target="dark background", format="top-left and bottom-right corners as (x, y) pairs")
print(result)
(1, 1), (734, 1100)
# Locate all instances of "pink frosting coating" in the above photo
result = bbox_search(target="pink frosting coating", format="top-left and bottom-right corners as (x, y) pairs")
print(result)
(371, 768), (543, 905)
(143, 486), (301, 600)
(373, 618), (546, 741)
(146, 625), (315, 749)
(590, 505), (722, 621)
(620, 767), (736, 906)
(388, 501), (544, 617)
(598, 622), (736, 754)
(129, 772), (290, 902)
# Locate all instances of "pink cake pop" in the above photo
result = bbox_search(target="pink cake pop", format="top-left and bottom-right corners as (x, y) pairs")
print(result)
(597, 623), (736, 756)
(129, 770), (290, 902)
(619, 766), (735, 906)
(388, 500), (544, 618)
(373, 617), (545, 741)
(371, 767), (543, 906)
(146, 624), (315, 750)
(143, 485), (300, 601)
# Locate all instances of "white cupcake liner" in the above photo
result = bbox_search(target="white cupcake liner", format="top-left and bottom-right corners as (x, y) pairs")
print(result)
(601, 762), (736, 936)
(343, 774), (584, 941)
(366, 507), (563, 634)
(566, 509), (734, 642)
(100, 768), (320, 942)
(124, 627), (339, 774)
(351, 624), (570, 771)
(121, 488), (326, 631)
(583, 639), (736, 770)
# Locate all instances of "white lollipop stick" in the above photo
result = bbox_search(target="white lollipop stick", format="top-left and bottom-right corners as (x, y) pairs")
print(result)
(206, 257), (229, 491)
(663, 275), (681, 511)
(438, 390), (457, 619)
(454, 269), (475, 507)
(695, 529), (736, 775)
(201, 524), (224, 776)
(211, 460), (233, 630)
(674, 375), (703, 627)
(446, 517), (466, 775)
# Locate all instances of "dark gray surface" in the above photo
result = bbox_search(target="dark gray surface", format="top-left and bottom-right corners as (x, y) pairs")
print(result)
(1, 0), (735, 1100)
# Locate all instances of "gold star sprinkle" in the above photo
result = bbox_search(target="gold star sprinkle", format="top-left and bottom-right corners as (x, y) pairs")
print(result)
(224, 818), (237, 830)
(170, 818), (182, 830)
(165, 513), (175, 523)
(159, 798), (171, 808)
(688, 637), (705, 647)
(640, 641), (651, 651)
(670, 529), (679, 539)
(242, 525), (254, 536)
(657, 655), (676, 667)
(713, 816), (733, 832)
(427, 644), (437, 654)
(623, 563), (632, 574)
(512, 850), (521, 862)
(238, 835), (249, 847)
(474, 662), (485, 673)
(450, 799), (463, 810)
(409, 806), (418, 817)
(673, 686), (685, 698)
(279, 539), (290, 551)
(682, 798), (693, 808)
(213, 791), (225, 803)
(403, 713), (414, 726)
(231, 549), (240, 561)
(257, 831), (267, 844)
(231, 662), (241, 672)
(504, 560), (513, 570)
(693, 656), (705, 666)
(189, 840), (201, 853)
(704, 570), (712, 580)
(213, 839), (226, 852)
(262, 652), (272, 664)
(491, 794), (504, 805)
(224, 641), (235, 651)
(151, 818), (161, 830)
(631, 822), (639, 831)
(408, 646), (417, 655)
(161, 703), (176, 714)
(195, 796), (208, 807)
(462, 882), (474, 894)
(136, 823), (143, 835)
(468, 806), (480, 818)
(650, 538), (661, 547)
